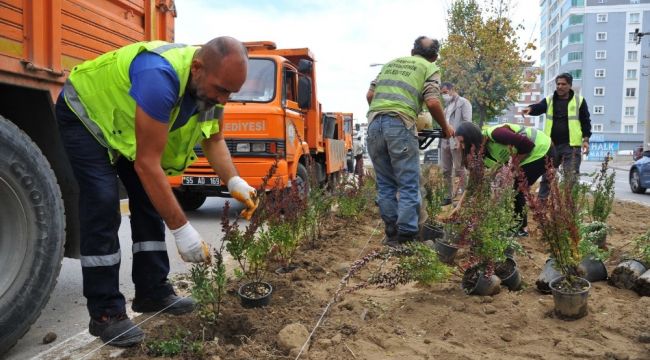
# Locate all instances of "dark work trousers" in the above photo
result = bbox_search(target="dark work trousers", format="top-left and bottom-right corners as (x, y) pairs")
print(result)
(515, 146), (556, 231)
(55, 94), (173, 319)
(538, 143), (581, 199)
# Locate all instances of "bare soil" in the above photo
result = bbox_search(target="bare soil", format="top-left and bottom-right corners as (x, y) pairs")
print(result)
(90, 199), (649, 360)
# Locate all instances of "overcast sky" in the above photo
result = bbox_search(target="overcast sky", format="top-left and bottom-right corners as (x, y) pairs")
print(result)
(175, 0), (539, 124)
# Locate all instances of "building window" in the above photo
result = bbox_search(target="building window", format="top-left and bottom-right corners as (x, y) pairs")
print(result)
(593, 124), (603, 132)
(597, 0), (606, 3)
(569, 69), (582, 80)
(628, 51), (638, 61)
(595, 69), (606, 78)
(595, 50), (607, 59)
(630, 13), (640, 24)
(627, 69), (637, 79)
(626, 88), (636, 97)
(625, 107), (635, 116)
(596, 32), (607, 41)
(629, 32), (637, 42)
(561, 51), (583, 64)
(594, 87), (605, 96)
(517, 116), (525, 124)
(594, 105), (605, 114)
(597, 14), (608, 23)
(562, 32), (584, 47)
(624, 125), (634, 133)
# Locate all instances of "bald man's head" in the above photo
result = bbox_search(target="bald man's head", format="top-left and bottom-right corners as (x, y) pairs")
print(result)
(189, 36), (248, 110)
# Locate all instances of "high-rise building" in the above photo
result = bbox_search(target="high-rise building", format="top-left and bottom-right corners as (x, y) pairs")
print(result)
(539, 0), (649, 155)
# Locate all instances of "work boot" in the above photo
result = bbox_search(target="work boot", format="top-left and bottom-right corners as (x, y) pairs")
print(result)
(382, 234), (402, 248)
(132, 294), (196, 315)
(396, 232), (417, 245)
(89, 313), (144, 347)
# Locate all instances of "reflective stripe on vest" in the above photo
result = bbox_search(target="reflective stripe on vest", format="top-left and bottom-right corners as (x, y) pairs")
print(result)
(368, 55), (438, 119)
(544, 95), (583, 146)
(133, 241), (168, 254)
(81, 249), (121, 267)
(483, 123), (551, 168)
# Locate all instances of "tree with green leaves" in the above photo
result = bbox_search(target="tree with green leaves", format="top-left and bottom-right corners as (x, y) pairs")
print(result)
(439, 0), (535, 126)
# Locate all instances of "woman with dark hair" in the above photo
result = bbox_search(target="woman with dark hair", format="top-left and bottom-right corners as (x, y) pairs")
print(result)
(452, 122), (555, 236)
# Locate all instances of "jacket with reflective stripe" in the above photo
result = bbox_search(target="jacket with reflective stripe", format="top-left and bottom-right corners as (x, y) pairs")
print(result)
(544, 94), (583, 146)
(368, 55), (438, 120)
(482, 123), (551, 168)
(64, 41), (222, 175)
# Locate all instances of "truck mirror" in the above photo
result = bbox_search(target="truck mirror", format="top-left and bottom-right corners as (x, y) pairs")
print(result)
(298, 59), (312, 74)
(298, 75), (312, 108)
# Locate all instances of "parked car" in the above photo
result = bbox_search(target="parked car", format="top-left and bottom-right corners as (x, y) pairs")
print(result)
(629, 149), (650, 194)
(633, 145), (644, 161)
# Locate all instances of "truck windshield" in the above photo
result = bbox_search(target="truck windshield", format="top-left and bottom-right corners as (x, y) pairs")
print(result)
(229, 58), (275, 103)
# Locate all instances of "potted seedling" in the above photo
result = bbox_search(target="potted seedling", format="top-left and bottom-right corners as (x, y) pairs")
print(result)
(610, 230), (650, 292)
(583, 157), (615, 249)
(420, 164), (447, 242)
(528, 163), (591, 320)
(457, 158), (522, 295)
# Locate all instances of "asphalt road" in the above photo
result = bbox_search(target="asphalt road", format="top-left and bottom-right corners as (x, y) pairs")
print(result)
(580, 160), (650, 207)
(3, 197), (241, 360)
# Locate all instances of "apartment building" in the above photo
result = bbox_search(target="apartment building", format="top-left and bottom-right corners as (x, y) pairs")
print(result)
(539, 0), (649, 155)
(499, 66), (544, 128)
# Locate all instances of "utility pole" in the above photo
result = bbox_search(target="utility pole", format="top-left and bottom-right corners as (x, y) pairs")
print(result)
(635, 29), (650, 151)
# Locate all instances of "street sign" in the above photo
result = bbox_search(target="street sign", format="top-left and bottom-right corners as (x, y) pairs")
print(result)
(588, 141), (619, 161)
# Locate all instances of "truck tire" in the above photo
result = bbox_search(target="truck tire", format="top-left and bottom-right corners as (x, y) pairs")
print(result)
(0, 115), (65, 354)
(173, 189), (207, 211)
(296, 163), (309, 194)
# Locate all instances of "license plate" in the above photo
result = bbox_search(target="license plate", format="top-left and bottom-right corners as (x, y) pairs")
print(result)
(182, 176), (220, 186)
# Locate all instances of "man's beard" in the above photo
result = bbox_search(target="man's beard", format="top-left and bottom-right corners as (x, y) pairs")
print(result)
(188, 81), (217, 111)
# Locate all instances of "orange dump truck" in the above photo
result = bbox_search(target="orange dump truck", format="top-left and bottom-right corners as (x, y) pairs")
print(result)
(169, 41), (350, 210)
(0, 1), (175, 353)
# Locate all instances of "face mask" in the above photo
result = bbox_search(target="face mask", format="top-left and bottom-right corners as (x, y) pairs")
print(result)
(442, 94), (452, 103)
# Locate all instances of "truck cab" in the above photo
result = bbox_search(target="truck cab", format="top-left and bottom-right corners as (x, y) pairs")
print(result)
(169, 42), (348, 210)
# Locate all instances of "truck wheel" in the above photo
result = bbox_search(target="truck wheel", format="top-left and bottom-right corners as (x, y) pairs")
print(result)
(173, 189), (207, 211)
(0, 115), (65, 354)
(296, 163), (309, 194)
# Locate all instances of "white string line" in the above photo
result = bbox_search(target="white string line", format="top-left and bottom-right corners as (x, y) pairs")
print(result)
(77, 295), (189, 359)
(293, 219), (381, 360)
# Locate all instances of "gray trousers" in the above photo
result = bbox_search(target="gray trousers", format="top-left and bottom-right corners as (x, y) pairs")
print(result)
(439, 138), (465, 199)
(538, 143), (582, 199)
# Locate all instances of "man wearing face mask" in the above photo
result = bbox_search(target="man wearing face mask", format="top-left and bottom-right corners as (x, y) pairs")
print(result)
(439, 82), (472, 205)
(366, 36), (454, 248)
(55, 37), (258, 347)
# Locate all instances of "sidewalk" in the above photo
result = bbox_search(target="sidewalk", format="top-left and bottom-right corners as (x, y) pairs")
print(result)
(584, 155), (633, 173)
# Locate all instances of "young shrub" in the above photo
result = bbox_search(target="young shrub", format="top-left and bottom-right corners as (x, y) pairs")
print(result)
(334, 174), (370, 220)
(455, 149), (520, 273)
(337, 243), (452, 296)
(190, 249), (227, 325)
(526, 161), (582, 279)
(633, 230), (650, 266)
(587, 156), (616, 223)
(421, 164), (447, 223)
(145, 328), (204, 358)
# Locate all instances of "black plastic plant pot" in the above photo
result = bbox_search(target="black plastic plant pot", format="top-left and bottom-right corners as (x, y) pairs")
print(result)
(238, 281), (273, 308)
(577, 256), (608, 282)
(536, 258), (562, 294)
(495, 257), (523, 291)
(634, 269), (650, 296)
(420, 223), (444, 242)
(549, 276), (591, 320)
(609, 260), (647, 290)
(434, 239), (459, 264)
(461, 266), (501, 296)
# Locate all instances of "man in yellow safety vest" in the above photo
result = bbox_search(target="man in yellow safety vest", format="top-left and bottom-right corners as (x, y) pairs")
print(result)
(523, 72), (591, 198)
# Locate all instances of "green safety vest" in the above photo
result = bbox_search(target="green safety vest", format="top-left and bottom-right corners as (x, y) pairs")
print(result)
(544, 94), (584, 146)
(368, 55), (438, 120)
(63, 41), (222, 175)
(482, 123), (551, 168)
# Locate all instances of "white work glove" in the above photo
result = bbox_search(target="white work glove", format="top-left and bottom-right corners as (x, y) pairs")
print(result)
(227, 176), (258, 220)
(171, 222), (211, 263)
